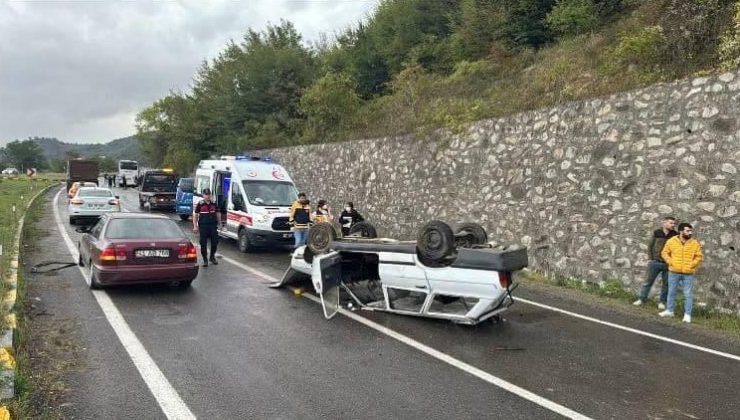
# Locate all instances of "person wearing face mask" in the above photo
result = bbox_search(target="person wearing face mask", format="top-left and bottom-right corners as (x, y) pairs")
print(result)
(312, 199), (333, 224)
(633, 216), (678, 309)
(659, 222), (704, 323)
(288, 192), (311, 248)
(339, 201), (364, 236)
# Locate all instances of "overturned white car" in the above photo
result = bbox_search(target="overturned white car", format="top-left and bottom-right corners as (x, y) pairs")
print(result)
(271, 221), (528, 325)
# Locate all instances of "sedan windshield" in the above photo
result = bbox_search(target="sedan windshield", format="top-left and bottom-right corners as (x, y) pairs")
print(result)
(105, 218), (186, 239)
(78, 189), (113, 198)
(242, 180), (297, 206)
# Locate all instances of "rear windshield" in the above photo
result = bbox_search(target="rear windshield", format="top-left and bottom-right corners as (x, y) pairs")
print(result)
(145, 174), (176, 184)
(120, 161), (138, 170)
(78, 189), (113, 198)
(105, 218), (186, 239)
(178, 178), (194, 192)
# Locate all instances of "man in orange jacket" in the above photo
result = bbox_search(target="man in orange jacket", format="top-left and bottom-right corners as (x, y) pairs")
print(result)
(659, 223), (704, 323)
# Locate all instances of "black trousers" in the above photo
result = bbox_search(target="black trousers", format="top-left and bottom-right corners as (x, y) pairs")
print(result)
(199, 224), (219, 260)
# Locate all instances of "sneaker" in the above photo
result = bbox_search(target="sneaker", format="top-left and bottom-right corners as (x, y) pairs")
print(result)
(633, 299), (644, 306)
(658, 302), (666, 310)
(658, 310), (674, 318)
(683, 314), (691, 323)
(202, 261), (208, 267)
(209, 256), (218, 265)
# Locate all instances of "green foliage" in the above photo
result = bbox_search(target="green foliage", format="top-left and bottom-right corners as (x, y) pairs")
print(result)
(300, 72), (362, 141)
(1, 140), (47, 170)
(718, 2), (740, 70)
(604, 26), (667, 82)
(546, 0), (598, 37)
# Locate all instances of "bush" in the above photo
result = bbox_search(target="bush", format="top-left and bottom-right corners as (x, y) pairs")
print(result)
(546, 0), (599, 37)
(604, 26), (666, 81)
(300, 72), (362, 141)
(718, 2), (740, 70)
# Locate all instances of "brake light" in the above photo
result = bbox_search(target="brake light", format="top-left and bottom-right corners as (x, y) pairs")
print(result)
(178, 243), (198, 261)
(498, 272), (511, 289)
(70, 198), (84, 205)
(108, 199), (119, 205)
(100, 246), (127, 264)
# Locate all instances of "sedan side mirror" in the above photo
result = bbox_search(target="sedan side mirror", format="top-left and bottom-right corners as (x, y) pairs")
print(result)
(75, 226), (91, 233)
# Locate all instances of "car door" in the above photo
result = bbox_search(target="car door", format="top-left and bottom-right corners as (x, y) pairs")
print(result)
(311, 251), (342, 319)
(378, 251), (431, 313)
(84, 217), (106, 264)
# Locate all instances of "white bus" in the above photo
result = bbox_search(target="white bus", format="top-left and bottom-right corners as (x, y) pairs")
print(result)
(117, 160), (139, 186)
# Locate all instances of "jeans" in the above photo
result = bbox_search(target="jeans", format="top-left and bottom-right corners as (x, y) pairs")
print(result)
(294, 229), (308, 247)
(666, 272), (695, 315)
(638, 261), (669, 303)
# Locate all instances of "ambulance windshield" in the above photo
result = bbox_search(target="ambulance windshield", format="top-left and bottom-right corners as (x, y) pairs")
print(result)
(242, 180), (297, 206)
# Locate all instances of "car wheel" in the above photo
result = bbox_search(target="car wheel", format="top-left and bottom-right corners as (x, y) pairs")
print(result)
(178, 280), (193, 289)
(348, 221), (378, 238)
(238, 228), (251, 253)
(416, 220), (456, 267)
(87, 260), (101, 289)
(179, 214), (190, 221)
(307, 223), (337, 255)
(453, 223), (488, 248)
(303, 246), (315, 264)
(69, 217), (76, 225)
(78, 251), (84, 267)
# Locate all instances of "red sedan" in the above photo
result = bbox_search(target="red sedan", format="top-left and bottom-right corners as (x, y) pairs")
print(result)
(77, 213), (199, 289)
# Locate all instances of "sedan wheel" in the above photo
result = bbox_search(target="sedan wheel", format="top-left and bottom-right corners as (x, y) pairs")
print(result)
(87, 260), (101, 289)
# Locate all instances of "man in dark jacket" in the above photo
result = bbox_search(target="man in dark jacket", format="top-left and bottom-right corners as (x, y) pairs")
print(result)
(339, 201), (364, 236)
(193, 188), (221, 267)
(633, 216), (677, 309)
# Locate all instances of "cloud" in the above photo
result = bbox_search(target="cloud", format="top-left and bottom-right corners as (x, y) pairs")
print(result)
(0, 0), (377, 145)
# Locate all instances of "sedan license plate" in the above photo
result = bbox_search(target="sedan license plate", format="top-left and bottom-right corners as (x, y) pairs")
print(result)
(283, 233), (293, 238)
(135, 249), (170, 258)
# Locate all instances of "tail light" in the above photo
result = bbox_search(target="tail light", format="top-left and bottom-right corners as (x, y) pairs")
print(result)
(178, 243), (198, 261)
(108, 199), (119, 206)
(100, 246), (127, 264)
(498, 272), (511, 289)
(70, 198), (84, 205)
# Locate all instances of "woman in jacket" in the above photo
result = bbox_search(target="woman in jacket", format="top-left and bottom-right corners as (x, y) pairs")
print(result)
(339, 201), (364, 236)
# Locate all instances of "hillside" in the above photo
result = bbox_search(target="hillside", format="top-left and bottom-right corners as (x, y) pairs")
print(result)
(32, 136), (141, 162)
(136, 0), (740, 174)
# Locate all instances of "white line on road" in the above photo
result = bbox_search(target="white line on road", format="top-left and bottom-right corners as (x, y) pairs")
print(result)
(53, 188), (196, 420)
(218, 254), (592, 420)
(516, 297), (740, 362)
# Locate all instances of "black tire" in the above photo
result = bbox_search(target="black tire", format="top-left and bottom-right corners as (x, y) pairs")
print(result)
(303, 246), (315, 264)
(416, 220), (456, 267)
(453, 222), (488, 248)
(69, 217), (76, 225)
(178, 280), (193, 289)
(139, 198), (144, 209)
(179, 214), (190, 221)
(88, 260), (102, 290)
(307, 223), (337, 255)
(238, 228), (251, 253)
(78, 252), (84, 267)
(348, 221), (378, 238)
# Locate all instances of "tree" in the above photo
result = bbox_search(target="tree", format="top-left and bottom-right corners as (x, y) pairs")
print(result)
(3, 140), (47, 170)
(546, 0), (598, 37)
(300, 72), (362, 141)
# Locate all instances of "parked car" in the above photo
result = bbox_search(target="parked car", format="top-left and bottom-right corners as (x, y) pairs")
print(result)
(76, 213), (199, 289)
(1, 168), (19, 175)
(271, 221), (528, 325)
(69, 187), (121, 224)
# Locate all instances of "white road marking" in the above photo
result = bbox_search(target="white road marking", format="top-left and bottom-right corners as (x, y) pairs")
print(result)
(53, 188), (196, 420)
(217, 254), (591, 420)
(516, 297), (740, 362)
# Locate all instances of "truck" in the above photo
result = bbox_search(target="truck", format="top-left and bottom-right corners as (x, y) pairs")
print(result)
(138, 169), (178, 211)
(66, 160), (99, 191)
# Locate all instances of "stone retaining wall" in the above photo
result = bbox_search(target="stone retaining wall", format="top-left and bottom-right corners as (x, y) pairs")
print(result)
(262, 71), (740, 314)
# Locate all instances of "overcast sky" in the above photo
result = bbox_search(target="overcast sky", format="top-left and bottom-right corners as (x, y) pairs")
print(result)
(0, 0), (378, 145)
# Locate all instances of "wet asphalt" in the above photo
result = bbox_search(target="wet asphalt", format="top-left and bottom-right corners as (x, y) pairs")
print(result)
(22, 186), (740, 419)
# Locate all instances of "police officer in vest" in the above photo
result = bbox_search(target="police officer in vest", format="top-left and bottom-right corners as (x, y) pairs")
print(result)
(193, 188), (221, 267)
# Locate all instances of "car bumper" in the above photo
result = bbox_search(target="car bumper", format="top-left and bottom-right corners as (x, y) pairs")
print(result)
(95, 263), (199, 285)
(176, 204), (193, 214)
(70, 208), (120, 218)
(242, 228), (294, 247)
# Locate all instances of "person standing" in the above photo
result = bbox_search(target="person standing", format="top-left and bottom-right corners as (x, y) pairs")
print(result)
(339, 201), (364, 236)
(659, 223), (704, 323)
(193, 188), (221, 267)
(289, 192), (311, 248)
(633, 216), (677, 309)
(312, 199), (333, 224)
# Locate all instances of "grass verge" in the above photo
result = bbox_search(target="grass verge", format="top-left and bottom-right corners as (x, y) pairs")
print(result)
(517, 269), (740, 338)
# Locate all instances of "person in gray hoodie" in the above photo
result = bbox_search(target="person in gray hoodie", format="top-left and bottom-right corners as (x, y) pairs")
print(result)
(633, 216), (677, 309)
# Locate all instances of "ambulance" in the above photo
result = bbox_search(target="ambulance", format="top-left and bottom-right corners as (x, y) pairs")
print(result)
(194, 156), (299, 252)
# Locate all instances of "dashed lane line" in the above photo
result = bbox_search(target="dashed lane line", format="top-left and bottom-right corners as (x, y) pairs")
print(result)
(53, 188), (196, 420)
(217, 254), (592, 420)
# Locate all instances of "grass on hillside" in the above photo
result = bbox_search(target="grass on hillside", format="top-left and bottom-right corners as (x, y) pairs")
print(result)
(518, 269), (740, 338)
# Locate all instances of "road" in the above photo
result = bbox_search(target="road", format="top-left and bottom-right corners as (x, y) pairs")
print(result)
(21, 185), (740, 419)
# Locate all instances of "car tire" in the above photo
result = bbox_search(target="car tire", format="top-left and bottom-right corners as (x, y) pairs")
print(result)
(303, 246), (315, 264)
(69, 217), (76, 225)
(238, 228), (251, 253)
(78, 251), (84, 267)
(87, 260), (101, 290)
(178, 280), (193, 289)
(416, 220), (456, 267)
(348, 221), (378, 238)
(179, 214), (190, 221)
(453, 222), (488, 248)
(139, 198), (144, 209)
(307, 223), (337, 255)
